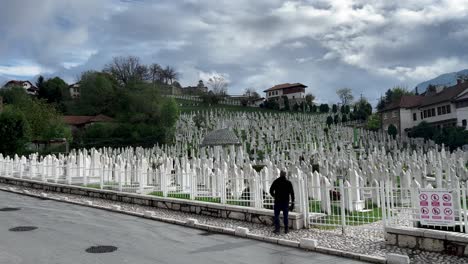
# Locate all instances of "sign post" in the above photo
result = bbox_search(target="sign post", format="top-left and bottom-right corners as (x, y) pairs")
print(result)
(419, 189), (455, 226)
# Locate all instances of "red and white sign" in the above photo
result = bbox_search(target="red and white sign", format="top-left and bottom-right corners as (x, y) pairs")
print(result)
(419, 189), (455, 226)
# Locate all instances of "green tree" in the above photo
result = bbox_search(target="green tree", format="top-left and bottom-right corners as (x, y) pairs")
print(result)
(366, 114), (381, 131)
(0, 86), (30, 105)
(305, 93), (315, 105)
(408, 122), (468, 151)
(292, 103), (300, 111)
(311, 104), (317, 113)
(377, 86), (414, 111)
(334, 114), (339, 124)
(342, 114), (348, 123)
(262, 99), (280, 110)
(39, 77), (69, 104)
(336, 88), (354, 105)
(353, 98), (372, 121)
(319, 104), (329, 113)
(282, 96), (290, 111)
(0, 107), (30, 155)
(161, 98), (179, 128)
(18, 99), (71, 142)
(326, 116), (333, 127)
(408, 121), (435, 139)
(36, 75), (45, 91)
(74, 71), (118, 116)
(388, 124), (398, 139)
(332, 104), (338, 113)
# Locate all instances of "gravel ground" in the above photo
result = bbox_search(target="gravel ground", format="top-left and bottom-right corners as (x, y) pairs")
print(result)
(1, 183), (467, 264)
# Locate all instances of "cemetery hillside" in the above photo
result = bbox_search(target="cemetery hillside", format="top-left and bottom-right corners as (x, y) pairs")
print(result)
(2, 2), (468, 261)
(1, 53), (468, 264)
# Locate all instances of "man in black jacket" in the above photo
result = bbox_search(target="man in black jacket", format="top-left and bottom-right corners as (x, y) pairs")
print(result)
(269, 170), (295, 234)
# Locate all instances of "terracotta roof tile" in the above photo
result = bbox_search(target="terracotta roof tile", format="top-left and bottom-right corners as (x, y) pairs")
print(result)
(263, 83), (307, 92)
(63, 115), (114, 126)
(381, 95), (424, 112)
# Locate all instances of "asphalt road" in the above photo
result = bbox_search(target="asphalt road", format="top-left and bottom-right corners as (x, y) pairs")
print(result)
(0, 190), (365, 264)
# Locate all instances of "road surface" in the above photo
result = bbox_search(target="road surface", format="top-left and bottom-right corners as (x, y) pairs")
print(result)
(0, 190), (364, 264)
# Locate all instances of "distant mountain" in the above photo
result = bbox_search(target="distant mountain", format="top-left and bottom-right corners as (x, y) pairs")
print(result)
(415, 69), (468, 93)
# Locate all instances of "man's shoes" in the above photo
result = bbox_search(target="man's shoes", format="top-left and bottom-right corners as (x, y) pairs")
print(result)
(284, 228), (289, 234)
(273, 229), (280, 234)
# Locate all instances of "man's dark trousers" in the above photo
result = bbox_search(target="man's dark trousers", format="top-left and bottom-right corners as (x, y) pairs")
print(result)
(273, 201), (289, 231)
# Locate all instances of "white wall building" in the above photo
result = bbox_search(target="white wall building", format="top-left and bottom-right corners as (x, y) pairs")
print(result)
(69, 83), (80, 99)
(264, 83), (307, 100)
(380, 83), (468, 134)
(3, 80), (38, 95)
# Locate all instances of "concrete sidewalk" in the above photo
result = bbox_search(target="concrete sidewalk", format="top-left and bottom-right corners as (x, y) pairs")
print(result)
(0, 191), (364, 264)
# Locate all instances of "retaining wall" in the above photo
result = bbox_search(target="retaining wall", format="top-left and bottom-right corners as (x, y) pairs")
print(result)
(385, 226), (468, 257)
(0, 176), (304, 230)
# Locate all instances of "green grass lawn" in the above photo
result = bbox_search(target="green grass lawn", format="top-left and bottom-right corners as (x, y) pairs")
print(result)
(309, 199), (382, 226)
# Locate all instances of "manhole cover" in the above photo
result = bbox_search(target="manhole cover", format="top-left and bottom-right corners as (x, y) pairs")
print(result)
(0, 207), (21, 211)
(9, 226), (37, 232)
(85, 246), (118, 254)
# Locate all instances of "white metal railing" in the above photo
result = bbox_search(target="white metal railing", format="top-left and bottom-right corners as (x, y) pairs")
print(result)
(2, 157), (468, 236)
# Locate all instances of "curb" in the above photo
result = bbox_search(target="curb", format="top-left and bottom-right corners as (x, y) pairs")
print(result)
(0, 187), (387, 264)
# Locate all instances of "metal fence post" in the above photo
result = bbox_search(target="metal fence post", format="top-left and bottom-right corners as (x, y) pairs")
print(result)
(339, 177), (346, 236)
(463, 181), (468, 234)
(380, 180), (387, 227)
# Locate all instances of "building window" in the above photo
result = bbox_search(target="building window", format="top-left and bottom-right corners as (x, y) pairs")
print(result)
(431, 108), (435, 117)
(392, 111), (397, 117)
(413, 113), (417, 121)
(424, 110), (427, 118)
(442, 106), (446, 115)
(446, 105), (451, 113)
(420, 112), (423, 119)
(437, 107), (441, 115)
(383, 113), (387, 120)
(463, 119), (467, 127)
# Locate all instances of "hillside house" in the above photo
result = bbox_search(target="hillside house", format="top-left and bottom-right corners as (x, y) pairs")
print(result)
(380, 80), (468, 134)
(63, 114), (114, 134)
(69, 83), (80, 99)
(263, 83), (307, 101)
(3, 80), (38, 95)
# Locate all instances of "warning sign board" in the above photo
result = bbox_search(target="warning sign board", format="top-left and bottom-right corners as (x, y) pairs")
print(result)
(419, 189), (455, 226)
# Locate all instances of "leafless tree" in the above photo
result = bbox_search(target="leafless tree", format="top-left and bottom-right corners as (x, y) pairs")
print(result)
(336, 88), (354, 105)
(305, 93), (315, 104)
(162, 66), (179, 85)
(103, 56), (148, 85)
(243, 87), (260, 99)
(149, 63), (163, 85)
(207, 76), (228, 96)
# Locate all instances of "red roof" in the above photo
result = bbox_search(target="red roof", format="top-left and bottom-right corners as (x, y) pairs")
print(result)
(263, 83), (307, 92)
(381, 95), (424, 111)
(4, 80), (38, 91)
(63, 115), (114, 126)
(380, 82), (468, 112)
(419, 82), (468, 107)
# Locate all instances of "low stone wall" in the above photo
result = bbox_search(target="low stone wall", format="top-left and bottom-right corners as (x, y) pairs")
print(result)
(385, 226), (468, 257)
(0, 176), (304, 230)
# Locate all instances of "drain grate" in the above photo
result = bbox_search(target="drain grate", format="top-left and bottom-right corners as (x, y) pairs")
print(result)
(0, 207), (21, 212)
(9, 226), (37, 232)
(85, 246), (118, 254)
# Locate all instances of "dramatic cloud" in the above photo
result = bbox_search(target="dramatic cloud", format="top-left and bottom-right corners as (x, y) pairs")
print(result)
(1, 0), (468, 103)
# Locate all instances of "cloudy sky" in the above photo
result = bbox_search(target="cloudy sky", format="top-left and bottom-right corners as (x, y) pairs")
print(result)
(1, 0), (468, 104)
